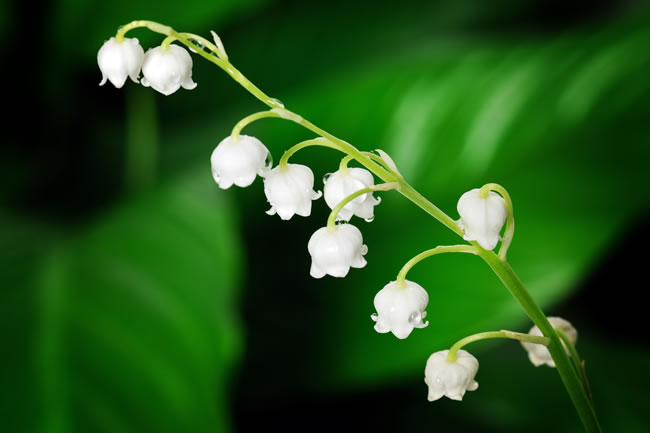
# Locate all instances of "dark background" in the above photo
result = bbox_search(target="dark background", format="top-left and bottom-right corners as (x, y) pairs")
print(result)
(2, 1), (649, 432)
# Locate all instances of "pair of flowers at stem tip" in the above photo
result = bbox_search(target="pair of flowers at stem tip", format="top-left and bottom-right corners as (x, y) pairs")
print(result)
(98, 37), (196, 95)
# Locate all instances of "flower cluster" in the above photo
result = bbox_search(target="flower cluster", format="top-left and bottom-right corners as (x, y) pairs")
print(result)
(98, 37), (196, 95)
(204, 128), (514, 402)
(98, 23), (599, 425)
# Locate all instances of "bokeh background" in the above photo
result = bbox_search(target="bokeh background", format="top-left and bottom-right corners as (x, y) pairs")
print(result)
(2, 0), (650, 432)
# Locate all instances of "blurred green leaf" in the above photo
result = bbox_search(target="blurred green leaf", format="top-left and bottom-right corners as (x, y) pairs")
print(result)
(35, 171), (242, 433)
(0, 215), (58, 433)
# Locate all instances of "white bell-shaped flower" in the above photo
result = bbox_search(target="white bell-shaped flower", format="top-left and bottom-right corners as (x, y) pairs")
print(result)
(97, 37), (144, 88)
(210, 135), (269, 189)
(457, 188), (507, 250)
(141, 45), (197, 96)
(324, 168), (380, 221)
(308, 224), (368, 278)
(424, 349), (479, 401)
(371, 280), (429, 339)
(522, 317), (578, 368)
(264, 163), (321, 220)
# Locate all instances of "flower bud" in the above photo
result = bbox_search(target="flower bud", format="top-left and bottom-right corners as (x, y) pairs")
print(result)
(308, 224), (368, 278)
(97, 37), (144, 88)
(141, 45), (197, 96)
(457, 188), (506, 250)
(522, 317), (577, 367)
(210, 135), (270, 189)
(324, 168), (380, 221)
(264, 164), (321, 220)
(424, 349), (479, 401)
(371, 280), (429, 339)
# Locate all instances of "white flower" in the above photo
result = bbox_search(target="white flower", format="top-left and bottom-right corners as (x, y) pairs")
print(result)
(457, 188), (507, 250)
(324, 168), (380, 221)
(371, 280), (429, 339)
(424, 349), (479, 401)
(308, 224), (368, 278)
(97, 37), (144, 88)
(522, 317), (578, 368)
(141, 45), (197, 96)
(210, 135), (269, 189)
(264, 164), (321, 220)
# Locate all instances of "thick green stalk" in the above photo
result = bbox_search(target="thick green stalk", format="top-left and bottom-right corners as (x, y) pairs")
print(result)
(478, 251), (601, 433)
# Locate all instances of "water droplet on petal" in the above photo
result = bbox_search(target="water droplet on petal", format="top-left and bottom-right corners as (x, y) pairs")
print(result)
(408, 312), (420, 324)
(364, 216), (375, 223)
(322, 172), (332, 184)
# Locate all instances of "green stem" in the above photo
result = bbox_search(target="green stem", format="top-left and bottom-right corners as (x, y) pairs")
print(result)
(557, 328), (594, 405)
(339, 154), (355, 174)
(326, 183), (399, 230)
(230, 109), (302, 141)
(279, 138), (347, 170)
(447, 330), (550, 362)
(478, 251), (601, 433)
(396, 245), (479, 288)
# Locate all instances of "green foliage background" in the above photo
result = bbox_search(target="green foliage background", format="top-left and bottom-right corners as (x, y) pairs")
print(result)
(2, 1), (649, 432)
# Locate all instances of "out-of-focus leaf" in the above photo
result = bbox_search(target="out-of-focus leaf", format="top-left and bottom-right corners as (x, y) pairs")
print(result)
(36, 171), (242, 433)
(0, 215), (57, 433)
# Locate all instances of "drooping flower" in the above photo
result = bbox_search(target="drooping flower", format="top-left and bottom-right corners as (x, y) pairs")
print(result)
(210, 135), (269, 189)
(97, 37), (144, 88)
(424, 349), (479, 401)
(522, 317), (578, 367)
(308, 224), (367, 278)
(457, 188), (507, 250)
(141, 44), (197, 95)
(264, 163), (321, 220)
(323, 168), (380, 221)
(371, 280), (429, 339)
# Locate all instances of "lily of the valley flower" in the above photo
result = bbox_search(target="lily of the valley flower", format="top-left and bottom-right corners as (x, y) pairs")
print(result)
(522, 317), (578, 367)
(210, 135), (269, 189)
(371, 280), (429, 339)
(141, 44), (197, 95)
(97, 37), (144, 88)
(425, 349), (479, 401)
(323, 168), (380, 221)
(264, 163), (321, 220)
(308, 224), (367, 278)
(457, 188), (507, 250)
